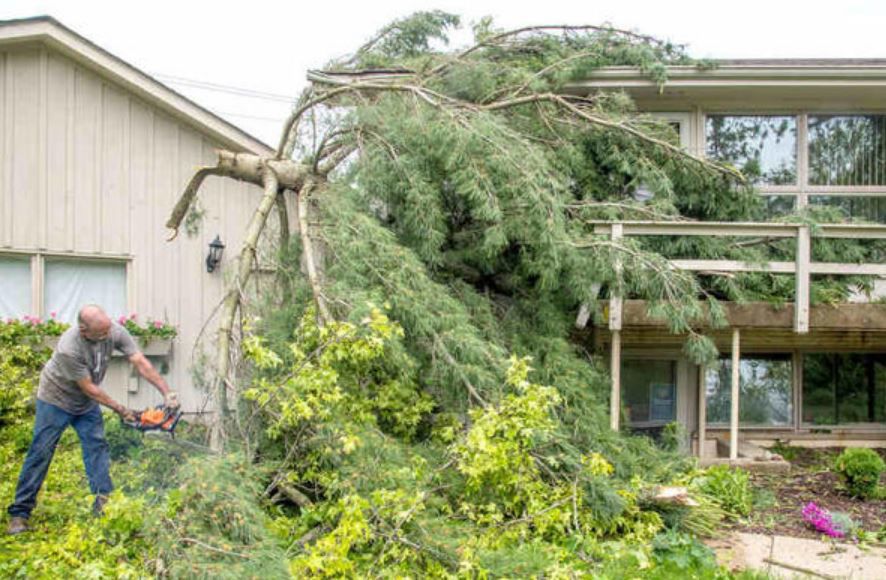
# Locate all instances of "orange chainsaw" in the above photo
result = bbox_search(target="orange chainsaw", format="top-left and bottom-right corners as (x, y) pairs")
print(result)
(121, 404), (182, 436)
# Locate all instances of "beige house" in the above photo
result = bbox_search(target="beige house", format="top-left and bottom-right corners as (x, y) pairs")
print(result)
(575, 61), (886, 458)
(0, 17), (287, 413)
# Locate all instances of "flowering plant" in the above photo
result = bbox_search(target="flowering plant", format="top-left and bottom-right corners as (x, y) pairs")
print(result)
(2, 313), (70, 337)
(116, 313), (177, 342)
(801, 502), (856, 538)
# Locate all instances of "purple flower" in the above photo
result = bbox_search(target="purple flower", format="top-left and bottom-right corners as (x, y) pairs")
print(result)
(802, 502), (845, 538)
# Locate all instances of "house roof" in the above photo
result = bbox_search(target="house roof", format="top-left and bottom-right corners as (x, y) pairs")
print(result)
(0, 16), (274, 155)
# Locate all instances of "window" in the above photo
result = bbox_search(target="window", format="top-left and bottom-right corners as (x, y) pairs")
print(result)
(44, 260), (127, 324)
(765, 196), (797, 219)
(0, 256), (31, 318)
(706, 354), (793, 426)
(649, 112), (691, 148)
(706, 115), (797, 186)
(809, 196), (886, 224)
(808, 115), (886, 186)
(622, 360), (677, 425)
(703, 112), (886, 219)
(0, 254), (127, 323)
(803, 353), (886, 425)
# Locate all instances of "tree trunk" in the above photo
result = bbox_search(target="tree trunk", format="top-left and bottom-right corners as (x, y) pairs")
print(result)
(209, 167), (281, 450)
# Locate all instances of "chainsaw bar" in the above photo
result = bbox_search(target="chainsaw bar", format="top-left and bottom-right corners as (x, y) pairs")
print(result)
(121, 404), (183, 436)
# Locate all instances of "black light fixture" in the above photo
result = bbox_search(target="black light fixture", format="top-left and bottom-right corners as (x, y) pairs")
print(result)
(206, 235), (225, 273)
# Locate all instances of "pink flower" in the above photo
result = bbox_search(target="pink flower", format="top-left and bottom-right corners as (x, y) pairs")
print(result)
(50, 311), (57, 319)
(153, 320), (164, 329)
(118, 315), (127, 325)
(129, 312), (137, 320)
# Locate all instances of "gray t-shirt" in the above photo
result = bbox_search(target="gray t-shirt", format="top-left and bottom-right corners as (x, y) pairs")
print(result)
(37, 323), (139, 414)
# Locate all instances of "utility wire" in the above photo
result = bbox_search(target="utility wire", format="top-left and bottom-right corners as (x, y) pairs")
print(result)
(154, 73), (298, 103)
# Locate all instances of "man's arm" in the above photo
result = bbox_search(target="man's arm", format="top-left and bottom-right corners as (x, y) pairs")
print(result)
(128, 352), (173, 401)
(76, 376), (135, 420)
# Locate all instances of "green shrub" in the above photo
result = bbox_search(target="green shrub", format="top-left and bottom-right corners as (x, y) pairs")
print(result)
(833, 448), (885, 499)
(696, 465), (752, 518)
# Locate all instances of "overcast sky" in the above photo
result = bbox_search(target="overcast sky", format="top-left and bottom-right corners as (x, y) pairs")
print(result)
(2, 0), (884, 147)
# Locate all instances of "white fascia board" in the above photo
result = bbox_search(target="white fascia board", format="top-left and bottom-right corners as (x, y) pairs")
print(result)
(0, 18), (274, 156)
(570, 64), (886, 90)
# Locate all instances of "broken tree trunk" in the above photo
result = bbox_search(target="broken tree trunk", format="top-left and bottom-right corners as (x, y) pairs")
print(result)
(209, 166), (281, 449)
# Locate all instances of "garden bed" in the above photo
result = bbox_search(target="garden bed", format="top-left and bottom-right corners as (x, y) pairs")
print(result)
(732, 447), (886, 540)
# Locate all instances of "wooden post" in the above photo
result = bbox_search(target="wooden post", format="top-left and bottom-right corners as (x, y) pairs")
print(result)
(698, 364), (707, 458)
(795, 225), (810, 334)
(730, 328), (741, 461)
(609, 223), (623, 432)
(610, 330), (621, 431)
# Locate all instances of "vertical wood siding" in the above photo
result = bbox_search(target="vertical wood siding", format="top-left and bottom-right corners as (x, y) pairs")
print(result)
(0, 45), (289, 412)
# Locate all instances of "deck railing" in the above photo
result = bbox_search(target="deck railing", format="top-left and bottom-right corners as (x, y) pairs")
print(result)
(591, 220), (886, 455)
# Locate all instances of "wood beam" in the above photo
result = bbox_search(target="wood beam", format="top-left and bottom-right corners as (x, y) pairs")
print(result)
(698, 364), (707, 459)
(730, 328), (741, 461)
(590, 220), (886, 240)
(610, 329), (622, 432)
(795, 225), (811, 334)
(609, 224), (623, 331)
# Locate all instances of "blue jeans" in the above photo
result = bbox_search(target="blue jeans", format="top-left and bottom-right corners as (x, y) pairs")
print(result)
(7, 400), (112, 519)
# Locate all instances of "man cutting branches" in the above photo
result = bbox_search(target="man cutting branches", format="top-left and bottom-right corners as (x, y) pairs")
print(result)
(6, 304), (178, 535)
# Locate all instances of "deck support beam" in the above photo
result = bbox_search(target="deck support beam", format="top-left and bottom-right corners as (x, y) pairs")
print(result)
(609, 224), (623, 431)
(729, 328), (741, 461)
(795, 225), (811, 334)
(698, 364), (707, 458)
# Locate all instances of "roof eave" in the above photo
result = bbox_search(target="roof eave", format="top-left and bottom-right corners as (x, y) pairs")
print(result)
(569, 63), (886, 91)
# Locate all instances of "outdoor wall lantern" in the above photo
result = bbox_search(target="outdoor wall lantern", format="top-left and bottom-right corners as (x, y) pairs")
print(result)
(206, 235), (225, 273)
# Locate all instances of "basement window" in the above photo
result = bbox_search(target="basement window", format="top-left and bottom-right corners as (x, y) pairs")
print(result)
(803, 353), (886, 426)
(622, 359), (677, 426)
(705, 354), (793, 427)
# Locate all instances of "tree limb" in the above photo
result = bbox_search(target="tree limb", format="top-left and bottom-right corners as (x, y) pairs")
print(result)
(297, 181), (331, 325)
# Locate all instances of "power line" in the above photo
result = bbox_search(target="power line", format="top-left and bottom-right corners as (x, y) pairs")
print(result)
(154, 73), (298, 103)
(214, 110), (286, 123)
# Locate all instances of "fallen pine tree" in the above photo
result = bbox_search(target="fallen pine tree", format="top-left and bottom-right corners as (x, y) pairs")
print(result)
(3, 11), (884, 578)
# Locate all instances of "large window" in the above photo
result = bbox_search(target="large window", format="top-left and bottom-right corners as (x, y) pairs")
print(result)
(622, 360), (676, 425)
(706, 354), (793, 427)
(706, 115), (797, 186)
(803, 353), (886, 425)
(0, 255), (127, 323)
(808, 115), (886, 186)
(705, 113), (886, 221)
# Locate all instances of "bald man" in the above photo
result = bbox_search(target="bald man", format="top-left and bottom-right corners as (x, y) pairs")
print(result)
(6, 305), (177, 534)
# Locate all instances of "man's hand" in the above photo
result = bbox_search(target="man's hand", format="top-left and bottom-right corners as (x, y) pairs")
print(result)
(118, 407), (138, 423)
(164, 391), (180, 410)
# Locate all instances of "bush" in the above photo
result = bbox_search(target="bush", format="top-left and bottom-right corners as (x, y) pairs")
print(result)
(696, 465), (752, 518)
(833, 448), (885, 499)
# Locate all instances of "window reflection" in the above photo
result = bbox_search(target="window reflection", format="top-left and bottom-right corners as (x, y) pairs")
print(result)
(809, 195), (886, 224)
(706, 115), (797, 185)
(706, 354), (793, 426)
(764, 196), (796, 219)
(808, 115), (886, 186)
